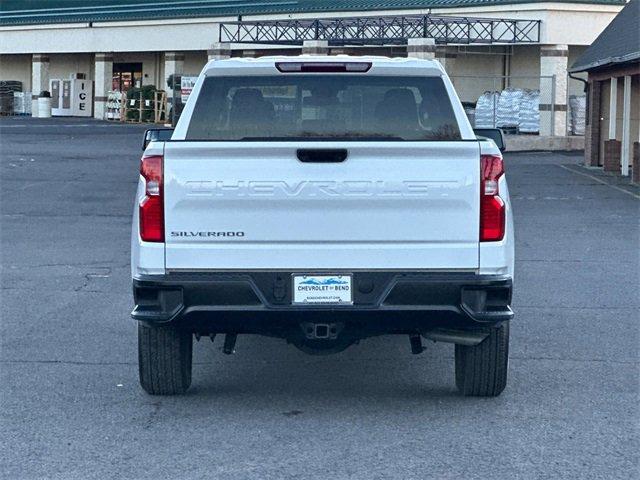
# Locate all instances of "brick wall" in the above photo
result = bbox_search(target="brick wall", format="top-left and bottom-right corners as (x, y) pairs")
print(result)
(603, 139), (621, 172)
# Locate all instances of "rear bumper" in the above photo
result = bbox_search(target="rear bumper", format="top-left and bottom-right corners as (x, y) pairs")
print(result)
(132, 271), (513, 331)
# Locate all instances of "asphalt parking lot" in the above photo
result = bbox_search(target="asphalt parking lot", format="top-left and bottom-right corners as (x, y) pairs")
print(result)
(1, 116), (638, 479)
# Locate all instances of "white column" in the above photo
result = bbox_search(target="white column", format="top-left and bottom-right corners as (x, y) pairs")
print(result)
(164, 52), (184, 109)
(620, 75), (632, 176)
(407, 38), (436, 60)
(31, 54), (50, 117)
(608, 77), (618, 139)
(207, 43), (231, 61)
(540, 44), (568, 136)
(164, 52), (184, 86)
(94, 53), (113, 120)
(435, 47), (457, 76)
(302, 40), (329, 55)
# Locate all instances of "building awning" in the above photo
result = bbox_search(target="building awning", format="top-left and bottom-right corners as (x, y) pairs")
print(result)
(219, 14), (542, 45)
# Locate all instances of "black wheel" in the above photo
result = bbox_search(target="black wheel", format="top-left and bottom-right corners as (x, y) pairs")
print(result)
(138, 323), (193, 395)
(455, 323), (509, 397)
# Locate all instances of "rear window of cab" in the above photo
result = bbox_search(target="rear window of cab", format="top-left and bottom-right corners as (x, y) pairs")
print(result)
(186, 75), (461, 141)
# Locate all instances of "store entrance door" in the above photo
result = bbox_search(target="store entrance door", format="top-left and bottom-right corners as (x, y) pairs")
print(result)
(112, 63), (143, 93)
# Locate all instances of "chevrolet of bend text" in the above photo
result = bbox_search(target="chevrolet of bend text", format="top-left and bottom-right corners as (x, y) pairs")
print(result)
(131, 56), (514, 396)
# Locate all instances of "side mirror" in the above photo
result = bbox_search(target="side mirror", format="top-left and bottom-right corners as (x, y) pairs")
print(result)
(474, 128), (506, 153)
(142, 128), (174, 151)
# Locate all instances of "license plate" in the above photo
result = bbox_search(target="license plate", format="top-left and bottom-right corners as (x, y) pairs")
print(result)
(292, 274), (353, 305)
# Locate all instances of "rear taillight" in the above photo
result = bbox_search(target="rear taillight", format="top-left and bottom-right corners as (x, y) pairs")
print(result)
(480, 154), (505, 242)
(139, 155), (164, 242)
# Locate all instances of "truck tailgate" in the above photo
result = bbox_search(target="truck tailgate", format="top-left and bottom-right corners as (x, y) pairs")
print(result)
(163, 141), (480, 270)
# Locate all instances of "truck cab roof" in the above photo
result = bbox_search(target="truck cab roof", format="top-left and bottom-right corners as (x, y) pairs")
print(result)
(202, 55), (446, 76)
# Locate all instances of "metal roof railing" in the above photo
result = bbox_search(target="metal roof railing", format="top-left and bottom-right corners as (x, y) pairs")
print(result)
(219, 15), (541, 46)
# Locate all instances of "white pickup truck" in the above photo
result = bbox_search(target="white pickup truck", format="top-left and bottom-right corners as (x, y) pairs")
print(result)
(132, 56), (514, 397)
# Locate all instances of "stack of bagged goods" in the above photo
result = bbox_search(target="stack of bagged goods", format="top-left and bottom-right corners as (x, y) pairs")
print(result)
(569, 95), (586, 135)
(474, 91), (500, 128)
(496, 87), (524, 131)
(12, 91), (32, 115)
(0, 80), (22, 115)
(518, 89), (540, 133)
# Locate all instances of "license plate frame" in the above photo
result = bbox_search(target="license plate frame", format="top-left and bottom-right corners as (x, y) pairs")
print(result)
(292, 274), (353, 305)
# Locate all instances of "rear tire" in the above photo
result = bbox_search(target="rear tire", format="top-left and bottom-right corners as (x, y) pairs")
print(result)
(455, 323), (509, 397)
(138, 323), (193, 395)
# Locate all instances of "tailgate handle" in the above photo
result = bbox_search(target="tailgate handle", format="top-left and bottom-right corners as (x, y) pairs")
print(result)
(297, 149), (348, 163)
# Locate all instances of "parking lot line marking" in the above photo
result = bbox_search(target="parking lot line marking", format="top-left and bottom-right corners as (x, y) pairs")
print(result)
(558, 164), (640, 200)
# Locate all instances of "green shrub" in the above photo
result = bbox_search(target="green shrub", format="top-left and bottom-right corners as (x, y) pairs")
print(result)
(125, 86), (164, 122)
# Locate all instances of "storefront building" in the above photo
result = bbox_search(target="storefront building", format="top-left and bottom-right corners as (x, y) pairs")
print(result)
(0, 0), (627, 141)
